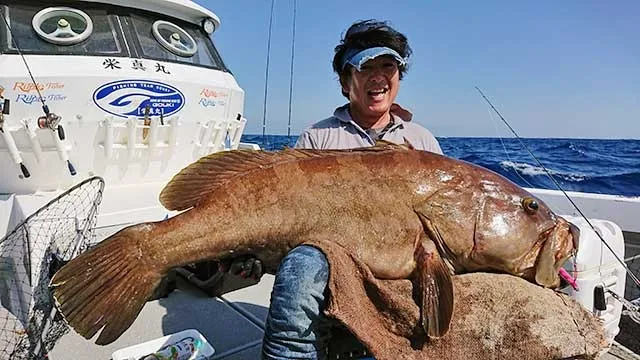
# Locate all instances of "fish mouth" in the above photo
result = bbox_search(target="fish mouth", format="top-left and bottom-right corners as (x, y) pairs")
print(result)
(552, 218), (579, 272)
(533, 217), (579, 288)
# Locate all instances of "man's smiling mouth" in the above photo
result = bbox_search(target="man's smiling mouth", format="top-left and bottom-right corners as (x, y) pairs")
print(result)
(367, 88), (388, 99)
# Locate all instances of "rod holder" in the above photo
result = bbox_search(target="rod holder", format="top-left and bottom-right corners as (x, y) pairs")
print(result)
(24, 122), (43, 163)
(1, 124), (29, 178)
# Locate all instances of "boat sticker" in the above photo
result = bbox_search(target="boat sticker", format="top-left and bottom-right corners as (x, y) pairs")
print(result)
(198, 88), (229, 108)
(200, 88), (229, 98)
(13, 81), (64, 93)
(93, 80), (185, 118)
(16, 93), (67, 105)
(103, 58), (121, 70)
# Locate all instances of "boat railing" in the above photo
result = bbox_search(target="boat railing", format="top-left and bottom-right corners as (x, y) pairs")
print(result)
(193, 115), (247, 157)
(0, 98), (73, 179)
(98, 115), (181, 162)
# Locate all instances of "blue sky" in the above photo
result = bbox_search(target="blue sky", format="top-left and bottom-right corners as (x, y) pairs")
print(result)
(200, 0), (639, 139)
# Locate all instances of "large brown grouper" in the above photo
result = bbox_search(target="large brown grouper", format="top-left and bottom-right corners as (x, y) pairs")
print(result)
(50, 143), (579, 345)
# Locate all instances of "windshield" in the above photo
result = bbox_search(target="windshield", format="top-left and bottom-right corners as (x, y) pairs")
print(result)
(0, 1), (228, 71)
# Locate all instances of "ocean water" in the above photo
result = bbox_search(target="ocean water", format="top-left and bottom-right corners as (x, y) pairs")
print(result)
(241, 135), (640, 197)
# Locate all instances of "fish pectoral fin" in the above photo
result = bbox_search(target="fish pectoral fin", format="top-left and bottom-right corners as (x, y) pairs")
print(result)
(414, 240), (454, 338)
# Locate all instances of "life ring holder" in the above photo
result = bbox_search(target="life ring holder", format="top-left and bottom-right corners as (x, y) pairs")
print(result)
(152, 20), (198, 57)
(32, 7), (93, 45)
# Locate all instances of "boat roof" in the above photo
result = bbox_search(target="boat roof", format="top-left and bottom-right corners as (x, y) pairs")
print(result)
(82, 0), (220, 28)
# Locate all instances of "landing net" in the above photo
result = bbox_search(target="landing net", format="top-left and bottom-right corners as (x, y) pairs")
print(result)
(0, 177), (104, 360)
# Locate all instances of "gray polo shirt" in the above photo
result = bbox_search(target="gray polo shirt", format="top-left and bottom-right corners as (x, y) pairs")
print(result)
(295, 104), (443, 154)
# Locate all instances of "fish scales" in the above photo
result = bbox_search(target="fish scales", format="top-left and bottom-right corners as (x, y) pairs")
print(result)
(50, 143), (578, 344)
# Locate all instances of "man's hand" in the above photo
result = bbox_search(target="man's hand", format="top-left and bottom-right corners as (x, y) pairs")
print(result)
(219, 255), (264, 281)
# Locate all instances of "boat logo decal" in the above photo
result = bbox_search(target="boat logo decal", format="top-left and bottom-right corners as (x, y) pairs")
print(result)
(13, 81), (64, 93)
(93, 80), (185, 118)
(17, 94), (67, 105)
(199, 88), (228, 108)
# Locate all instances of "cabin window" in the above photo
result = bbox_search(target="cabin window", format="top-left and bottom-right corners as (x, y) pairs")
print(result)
(0, 3), (124, 55)
(130, 14), (225, 69)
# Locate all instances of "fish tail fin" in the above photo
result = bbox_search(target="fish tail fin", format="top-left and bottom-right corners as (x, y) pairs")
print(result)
(50, 223), (163, 345)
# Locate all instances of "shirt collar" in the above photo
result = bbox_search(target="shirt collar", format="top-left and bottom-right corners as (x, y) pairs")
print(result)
(333, 103), (412, 128)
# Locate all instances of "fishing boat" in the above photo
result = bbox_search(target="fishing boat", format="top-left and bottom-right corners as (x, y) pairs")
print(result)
(0, 0), (638, 359)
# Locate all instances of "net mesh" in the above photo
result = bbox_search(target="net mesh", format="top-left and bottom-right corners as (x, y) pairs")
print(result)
(0, 177), (104, 360)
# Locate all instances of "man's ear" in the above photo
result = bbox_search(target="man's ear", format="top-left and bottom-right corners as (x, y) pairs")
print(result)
(339, 73), (351, 98)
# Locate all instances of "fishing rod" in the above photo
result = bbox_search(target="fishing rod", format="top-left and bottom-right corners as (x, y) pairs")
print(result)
(475, 86), (640, 293)
(261, 0), (276, 149)
(0, 8), (76, 176)
(286, 0), (298, 146)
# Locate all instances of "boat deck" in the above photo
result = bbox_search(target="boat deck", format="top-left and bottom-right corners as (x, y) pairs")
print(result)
(49, 275), (276, 360)
(47, 273), (639, 360)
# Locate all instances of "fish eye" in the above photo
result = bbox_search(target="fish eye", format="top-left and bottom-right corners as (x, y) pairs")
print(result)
(521, 197), (539, 214)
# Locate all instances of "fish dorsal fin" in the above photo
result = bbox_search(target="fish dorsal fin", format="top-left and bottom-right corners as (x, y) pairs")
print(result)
(159, 146), (394, 211)
(160, 144), (415, 211)
(159, 149), (312, 210)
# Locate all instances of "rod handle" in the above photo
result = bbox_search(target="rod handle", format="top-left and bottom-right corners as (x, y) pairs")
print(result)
(67, 160), (77, 176)
(594, 285), (607, 311)
(20, 163), (30, 178)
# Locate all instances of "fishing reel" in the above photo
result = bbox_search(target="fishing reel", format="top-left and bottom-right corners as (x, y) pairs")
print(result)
(37, 106), (65, 140)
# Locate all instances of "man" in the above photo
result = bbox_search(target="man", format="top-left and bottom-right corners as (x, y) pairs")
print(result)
(259, 19), (444, 359)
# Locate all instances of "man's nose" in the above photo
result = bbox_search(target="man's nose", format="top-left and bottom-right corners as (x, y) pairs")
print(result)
(368, 69), (386, 81)
(369, 67), (385, 76)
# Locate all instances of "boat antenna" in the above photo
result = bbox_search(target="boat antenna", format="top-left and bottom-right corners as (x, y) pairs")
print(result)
(286, 0), (297, 146)
(0, 8), (76, 176)
(475, 86), (640, 290)
(261, 0), (276, 149)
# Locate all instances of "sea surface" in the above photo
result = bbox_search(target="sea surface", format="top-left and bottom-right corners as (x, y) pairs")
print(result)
(241, 135), (640, 198)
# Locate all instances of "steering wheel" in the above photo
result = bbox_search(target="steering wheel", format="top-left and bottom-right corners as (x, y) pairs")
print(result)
(152, 20), (198, 57)
(32, 7), (93, 45)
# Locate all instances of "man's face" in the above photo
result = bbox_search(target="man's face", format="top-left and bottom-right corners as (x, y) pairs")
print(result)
(341, 55), (400, 121)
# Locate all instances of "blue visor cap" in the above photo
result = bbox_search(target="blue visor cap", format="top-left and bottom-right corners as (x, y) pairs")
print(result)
(341, 46), (406, 72)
